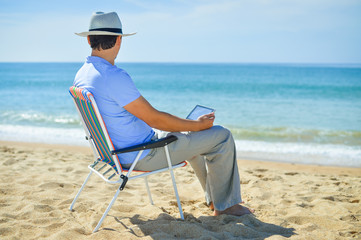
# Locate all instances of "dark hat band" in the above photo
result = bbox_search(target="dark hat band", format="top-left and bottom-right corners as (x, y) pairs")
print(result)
(89, 28), (123, 34)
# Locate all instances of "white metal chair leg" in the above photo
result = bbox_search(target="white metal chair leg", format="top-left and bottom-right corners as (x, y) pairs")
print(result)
(164, 146), (184, 220)
(69, 171), (93, 211)
(93, 187), (122, 233)
(144, 177), (154, 205)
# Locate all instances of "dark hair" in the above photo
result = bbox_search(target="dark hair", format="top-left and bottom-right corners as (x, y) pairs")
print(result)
(89, 35), (118, 50)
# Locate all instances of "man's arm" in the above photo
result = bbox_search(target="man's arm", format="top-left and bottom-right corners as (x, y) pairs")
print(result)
(124, 96), (215, 132)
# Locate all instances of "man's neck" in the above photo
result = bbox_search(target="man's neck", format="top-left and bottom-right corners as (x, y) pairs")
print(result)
(91, 50), (116, 65)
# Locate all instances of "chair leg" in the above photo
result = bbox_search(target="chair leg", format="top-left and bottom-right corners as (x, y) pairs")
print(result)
(144, 177), (154, 205)
(164, 146), (184, 220)
(93, 186), (122, 232)
(69, 171), (93, 211)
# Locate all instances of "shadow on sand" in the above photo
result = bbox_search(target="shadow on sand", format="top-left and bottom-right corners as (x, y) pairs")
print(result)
(109, 212), (296, 239)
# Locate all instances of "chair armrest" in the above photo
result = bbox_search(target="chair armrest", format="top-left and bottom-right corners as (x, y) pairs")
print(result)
(111, 135), (178, 155)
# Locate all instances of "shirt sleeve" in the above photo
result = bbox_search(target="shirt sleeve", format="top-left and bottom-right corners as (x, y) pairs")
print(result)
(107, 69), (141, 107)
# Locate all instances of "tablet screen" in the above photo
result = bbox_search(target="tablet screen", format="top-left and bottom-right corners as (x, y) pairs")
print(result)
(186, 105), (215, 120)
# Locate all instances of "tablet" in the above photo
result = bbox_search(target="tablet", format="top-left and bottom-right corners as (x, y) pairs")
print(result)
(186, 105), (215, 120)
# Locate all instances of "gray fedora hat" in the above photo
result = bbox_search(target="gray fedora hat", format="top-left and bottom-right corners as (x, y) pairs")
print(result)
(75, 11), (136, 37)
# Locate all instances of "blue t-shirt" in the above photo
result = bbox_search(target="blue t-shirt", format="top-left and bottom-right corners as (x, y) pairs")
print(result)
(74, 56), (155, 164)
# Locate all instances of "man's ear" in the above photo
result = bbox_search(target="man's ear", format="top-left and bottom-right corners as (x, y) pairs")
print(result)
(116, 36), (122, 46)
(87, 36), (91, 46)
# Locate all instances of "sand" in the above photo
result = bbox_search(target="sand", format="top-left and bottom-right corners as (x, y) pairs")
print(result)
(0, 140), (360, 239)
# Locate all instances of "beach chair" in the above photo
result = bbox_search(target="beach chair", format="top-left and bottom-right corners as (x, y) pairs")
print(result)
(68, 86), (186, 232)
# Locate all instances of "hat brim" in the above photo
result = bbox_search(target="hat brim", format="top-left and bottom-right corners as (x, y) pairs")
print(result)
(75, 31), (136, 37)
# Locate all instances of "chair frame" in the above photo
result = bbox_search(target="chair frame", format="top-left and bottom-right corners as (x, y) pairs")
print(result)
(68, 87), (185, 232)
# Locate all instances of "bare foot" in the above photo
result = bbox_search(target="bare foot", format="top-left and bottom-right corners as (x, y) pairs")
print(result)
(208, 201), (245, 212)
(214, 204), (254, 216)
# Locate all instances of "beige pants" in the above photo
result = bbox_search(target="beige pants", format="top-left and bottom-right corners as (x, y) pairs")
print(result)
(129, 125), (242, 211)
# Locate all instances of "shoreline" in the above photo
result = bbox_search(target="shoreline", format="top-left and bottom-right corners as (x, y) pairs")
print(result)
(1, 123), (360, 168)
(1, 140), (360, 176)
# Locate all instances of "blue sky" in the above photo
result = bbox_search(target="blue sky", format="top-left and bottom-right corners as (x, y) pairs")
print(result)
(0, 0), (360, 63)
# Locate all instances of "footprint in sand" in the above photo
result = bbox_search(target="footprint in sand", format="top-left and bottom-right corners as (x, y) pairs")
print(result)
(3, 159), (21, 166)
(240, 179), (251, 184)
(297, 202), (314, 209)
(48, 167), (61, 172)
(45, 222), (66, 231)
(0, 227), (12, 237)
(39, 182), (65, 189)
(285, 172), (298, 176)
(259, 192), (272, 200)
(340, 214), (359, 222)
(255, 168), (268, 172)
(34, 204), (54, 213)
(154, 182), (166, 188)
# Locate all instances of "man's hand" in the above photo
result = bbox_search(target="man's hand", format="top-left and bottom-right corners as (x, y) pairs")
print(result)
(124, 96), (214, 132)
(197, 112), (215, 131)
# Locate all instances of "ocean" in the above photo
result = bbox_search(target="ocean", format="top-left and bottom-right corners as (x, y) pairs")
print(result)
(0, 62), (360, 167)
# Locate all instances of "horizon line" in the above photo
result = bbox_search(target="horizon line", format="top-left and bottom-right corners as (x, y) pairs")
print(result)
(0, 61), (360, 66)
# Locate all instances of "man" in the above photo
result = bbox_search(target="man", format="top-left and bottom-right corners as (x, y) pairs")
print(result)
(74, 11), (253, 216)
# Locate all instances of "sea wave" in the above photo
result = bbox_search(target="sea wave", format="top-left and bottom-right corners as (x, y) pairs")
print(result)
(229, 126), (361, 146)
(0, 111), (80, 127)
(2, 110), (360, 147)
(0, 124), (360, 168)
(235, 140), (361, 167)
(0, 124), (86, 146)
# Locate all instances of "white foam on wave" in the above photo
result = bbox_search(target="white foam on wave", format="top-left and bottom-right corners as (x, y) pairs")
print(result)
(1, 124), (360, 168)
(0, 111), (80, 126)
(0, 124), (87, 146)
(235, 140), (361, 167)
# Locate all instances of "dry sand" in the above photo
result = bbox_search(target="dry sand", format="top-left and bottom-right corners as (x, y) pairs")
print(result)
(0, 141), (360, 239)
